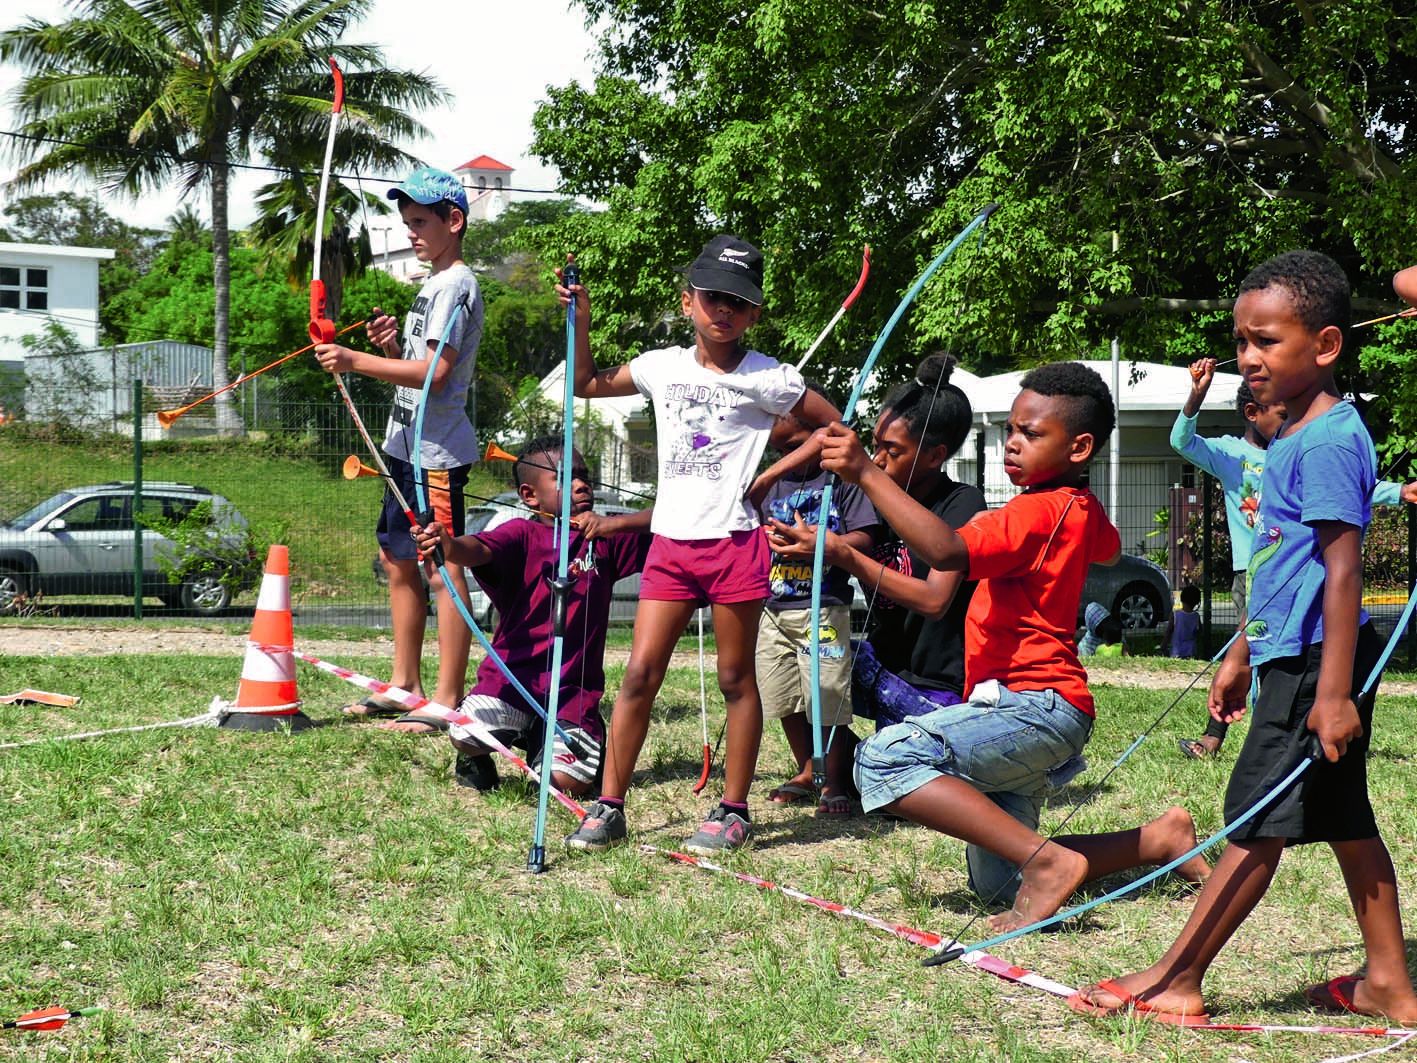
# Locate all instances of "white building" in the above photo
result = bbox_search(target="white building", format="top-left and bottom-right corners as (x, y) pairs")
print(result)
(0, 241), (115, 363)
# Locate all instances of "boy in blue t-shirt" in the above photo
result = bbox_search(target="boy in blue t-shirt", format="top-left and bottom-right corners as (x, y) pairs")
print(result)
(1172, 361), (1414, 757)
(1072, 251), (1417, 1025)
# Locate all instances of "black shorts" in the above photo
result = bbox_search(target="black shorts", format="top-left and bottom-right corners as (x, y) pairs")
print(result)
(376, 456), (468, 561)
(1224, 622), (1382, 844)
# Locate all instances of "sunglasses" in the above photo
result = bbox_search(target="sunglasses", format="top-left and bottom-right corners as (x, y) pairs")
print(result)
(699, 289), (754, 312)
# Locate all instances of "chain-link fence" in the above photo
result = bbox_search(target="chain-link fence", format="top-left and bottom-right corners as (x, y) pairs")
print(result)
(3, 355), (1415, 669)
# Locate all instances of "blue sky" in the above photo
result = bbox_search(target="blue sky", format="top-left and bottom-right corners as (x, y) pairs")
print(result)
(0, 0), (600, 232)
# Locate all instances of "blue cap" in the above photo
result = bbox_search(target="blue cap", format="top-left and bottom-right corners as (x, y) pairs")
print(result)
(387, 166), (469, 214)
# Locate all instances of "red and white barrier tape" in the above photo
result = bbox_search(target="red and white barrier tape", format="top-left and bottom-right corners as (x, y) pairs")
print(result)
(644, 845), (1416, 1044)
(268, 644), (586, 820)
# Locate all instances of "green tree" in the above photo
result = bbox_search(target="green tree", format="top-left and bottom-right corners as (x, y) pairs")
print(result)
(529, 0), (1417, 435)
(1, 0), (446, 435)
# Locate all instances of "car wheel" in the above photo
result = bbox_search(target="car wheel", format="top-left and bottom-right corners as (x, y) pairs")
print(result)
(0, 568), (31, 613)
(1113, 582), (1163, 630)
(181, 573), (232, 615)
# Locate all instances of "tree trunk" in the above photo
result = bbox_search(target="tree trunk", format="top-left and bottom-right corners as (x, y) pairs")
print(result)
(210, 152), (243, 436)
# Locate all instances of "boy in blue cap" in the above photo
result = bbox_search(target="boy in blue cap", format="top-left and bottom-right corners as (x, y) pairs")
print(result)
(316, 166), (484, 730)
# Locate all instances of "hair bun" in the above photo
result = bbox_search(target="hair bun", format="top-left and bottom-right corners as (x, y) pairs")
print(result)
(914, 352), (957, 389)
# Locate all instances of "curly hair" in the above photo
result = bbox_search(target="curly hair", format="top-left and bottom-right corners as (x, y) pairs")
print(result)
(1239, 250), (1350, 341)
(515, 433), (566, 485)
(878, 352), (973, 458)
(1018, 361), (1116, 443)
(1234, 380), (1257, 417)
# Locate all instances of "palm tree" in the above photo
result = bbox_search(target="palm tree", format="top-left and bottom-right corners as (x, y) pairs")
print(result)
(1, 0), (445, 434)
(166, 204), (209, 247)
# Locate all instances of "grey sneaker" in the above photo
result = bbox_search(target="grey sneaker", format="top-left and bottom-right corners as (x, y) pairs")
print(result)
(565, 801), (629, 851)
(683, 805), (752, 855)
(454, 752), (499, 792)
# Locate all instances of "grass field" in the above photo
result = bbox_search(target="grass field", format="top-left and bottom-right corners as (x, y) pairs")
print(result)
(2, 640), (1417, 1061)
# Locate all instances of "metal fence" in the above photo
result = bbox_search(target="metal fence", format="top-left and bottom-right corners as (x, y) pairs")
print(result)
(3, 365), (1415, 668)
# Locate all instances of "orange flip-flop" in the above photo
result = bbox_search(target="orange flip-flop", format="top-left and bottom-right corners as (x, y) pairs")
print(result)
(1068, 979), (1212, 1027)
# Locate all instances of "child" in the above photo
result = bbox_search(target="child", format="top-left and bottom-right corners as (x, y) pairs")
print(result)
(1173, 360), (1413, 757)
(1075, 602), (1111, 657)
(557, 235), (841, 854)
(1163, 584), (1202, 659)
(1071, 250), (1417, 1025)
(316, 166), (482, 728)
(413, 436), (651, 794)
(815, 362), (1210, 928)
(1092, 614), (1125, 658)
(755, 384), (879, 815)
(768, 354), (986, 745)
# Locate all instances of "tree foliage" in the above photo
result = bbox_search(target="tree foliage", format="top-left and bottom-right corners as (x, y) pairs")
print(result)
(2, 0), (446, 433)
(529, 0), (1417, 447)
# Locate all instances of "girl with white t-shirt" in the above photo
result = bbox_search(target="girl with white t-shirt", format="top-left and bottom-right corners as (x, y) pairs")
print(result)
(556, 235), (841, 855)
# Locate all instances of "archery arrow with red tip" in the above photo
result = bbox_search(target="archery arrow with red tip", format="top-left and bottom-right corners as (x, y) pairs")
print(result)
(2, 1005), (102, 1031)
(796, 244), (871, 370)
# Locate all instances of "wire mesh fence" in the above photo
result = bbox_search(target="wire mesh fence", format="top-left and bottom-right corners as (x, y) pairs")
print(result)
(2, 361), (1415, 669)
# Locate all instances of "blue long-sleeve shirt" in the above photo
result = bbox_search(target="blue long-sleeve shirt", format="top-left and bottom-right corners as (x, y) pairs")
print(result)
(1171, 411), (1402, 571)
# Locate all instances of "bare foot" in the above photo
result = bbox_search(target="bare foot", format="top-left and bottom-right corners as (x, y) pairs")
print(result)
(986, 842), (1088, 932)
(1148, 806), (1211, 884)
(1179, 735), (1222, 759)
(1074, 972), (1207, 1021)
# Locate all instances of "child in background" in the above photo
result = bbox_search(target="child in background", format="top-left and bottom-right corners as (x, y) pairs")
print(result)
(414, 436), (651, 795)
(1076, 602), (1112, 658)
(755, 384), (879, 815)
(1072, 250), (1417, 1025)
(1092, 614), (1125, 658)
(815, 362), (1210, 928)
(316, 166), (482, 728)
(558, 236), (842, 854)
(1164, 584), (1202, 660)
(768, 354), (987, 746)
(1172, 360), (1413, 758)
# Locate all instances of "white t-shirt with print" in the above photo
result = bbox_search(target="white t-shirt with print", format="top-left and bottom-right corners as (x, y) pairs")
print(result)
(629, 345), (805, 539)
(382, 263), (483, 469)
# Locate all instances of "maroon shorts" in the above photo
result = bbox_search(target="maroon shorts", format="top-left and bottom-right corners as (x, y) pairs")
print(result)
(640, 529), (770, 604)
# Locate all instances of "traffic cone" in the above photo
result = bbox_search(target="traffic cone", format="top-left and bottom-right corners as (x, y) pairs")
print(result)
(219, 544), (313, 732)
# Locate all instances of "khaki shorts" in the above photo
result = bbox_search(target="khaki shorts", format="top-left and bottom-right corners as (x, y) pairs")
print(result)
(755, 605), (854, 726)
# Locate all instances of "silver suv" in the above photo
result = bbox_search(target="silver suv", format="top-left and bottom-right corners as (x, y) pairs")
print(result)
(0, 482), (255, 615)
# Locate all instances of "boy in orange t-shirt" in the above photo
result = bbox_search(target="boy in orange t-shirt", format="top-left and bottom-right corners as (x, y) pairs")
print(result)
(818, 362), (1210, 933)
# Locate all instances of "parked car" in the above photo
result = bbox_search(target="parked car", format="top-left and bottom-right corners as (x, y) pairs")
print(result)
(0, 482), (256, 615)
(373, 492), (645, 626)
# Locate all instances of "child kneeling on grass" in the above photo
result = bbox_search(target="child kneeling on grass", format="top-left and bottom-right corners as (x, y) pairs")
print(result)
(815, 362), (1210, 930)
(415, 436), (651, 796)
(1071, 251), (1417, 1025)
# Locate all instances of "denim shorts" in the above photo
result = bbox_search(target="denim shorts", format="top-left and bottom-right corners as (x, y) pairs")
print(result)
(854, 681), (1093, 904)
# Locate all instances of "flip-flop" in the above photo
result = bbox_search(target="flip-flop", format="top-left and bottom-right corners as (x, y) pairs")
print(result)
(379, 711), (450, 735)
(342, 695), (406, 719)
(1177, 737), (1219, 760)
(816, 794), (852, 818)
(766, 781), (818, 805)
(1305, 974), (1365, 1015)
(1067, 979), (1212, 1027)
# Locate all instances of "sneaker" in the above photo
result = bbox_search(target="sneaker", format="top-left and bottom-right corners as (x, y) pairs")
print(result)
(454, 752), (499, 791)
(683, 805), (752, 855)
(565, 801), (629, 851)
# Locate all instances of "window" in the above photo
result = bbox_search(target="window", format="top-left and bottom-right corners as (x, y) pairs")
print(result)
(477, 176), (487, 190)
(494, 177), (503, 190)
(0, 265), (48, 311)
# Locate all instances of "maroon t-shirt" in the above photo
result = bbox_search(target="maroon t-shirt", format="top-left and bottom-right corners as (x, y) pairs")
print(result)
(467, 518), (650, 740)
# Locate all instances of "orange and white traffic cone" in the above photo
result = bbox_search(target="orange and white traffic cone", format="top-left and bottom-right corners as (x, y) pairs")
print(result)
(218, 544), (313, 732)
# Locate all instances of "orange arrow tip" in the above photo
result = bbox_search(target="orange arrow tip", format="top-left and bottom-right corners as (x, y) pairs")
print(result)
(484, 441), (517, 463)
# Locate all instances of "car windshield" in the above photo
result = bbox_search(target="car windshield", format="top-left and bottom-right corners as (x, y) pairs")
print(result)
(7, 491), (77, 528)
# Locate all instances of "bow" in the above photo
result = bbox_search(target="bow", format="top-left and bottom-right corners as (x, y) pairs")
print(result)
(2, 1005), (102, 1032)
(527, 255), (580, 872)
(806, 203), (998, 788)
(408, 299), (580, 756)
(796, 244), (872, 371)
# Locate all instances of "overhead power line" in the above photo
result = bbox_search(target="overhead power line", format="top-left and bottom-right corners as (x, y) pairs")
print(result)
(0, 128), (572, 197)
